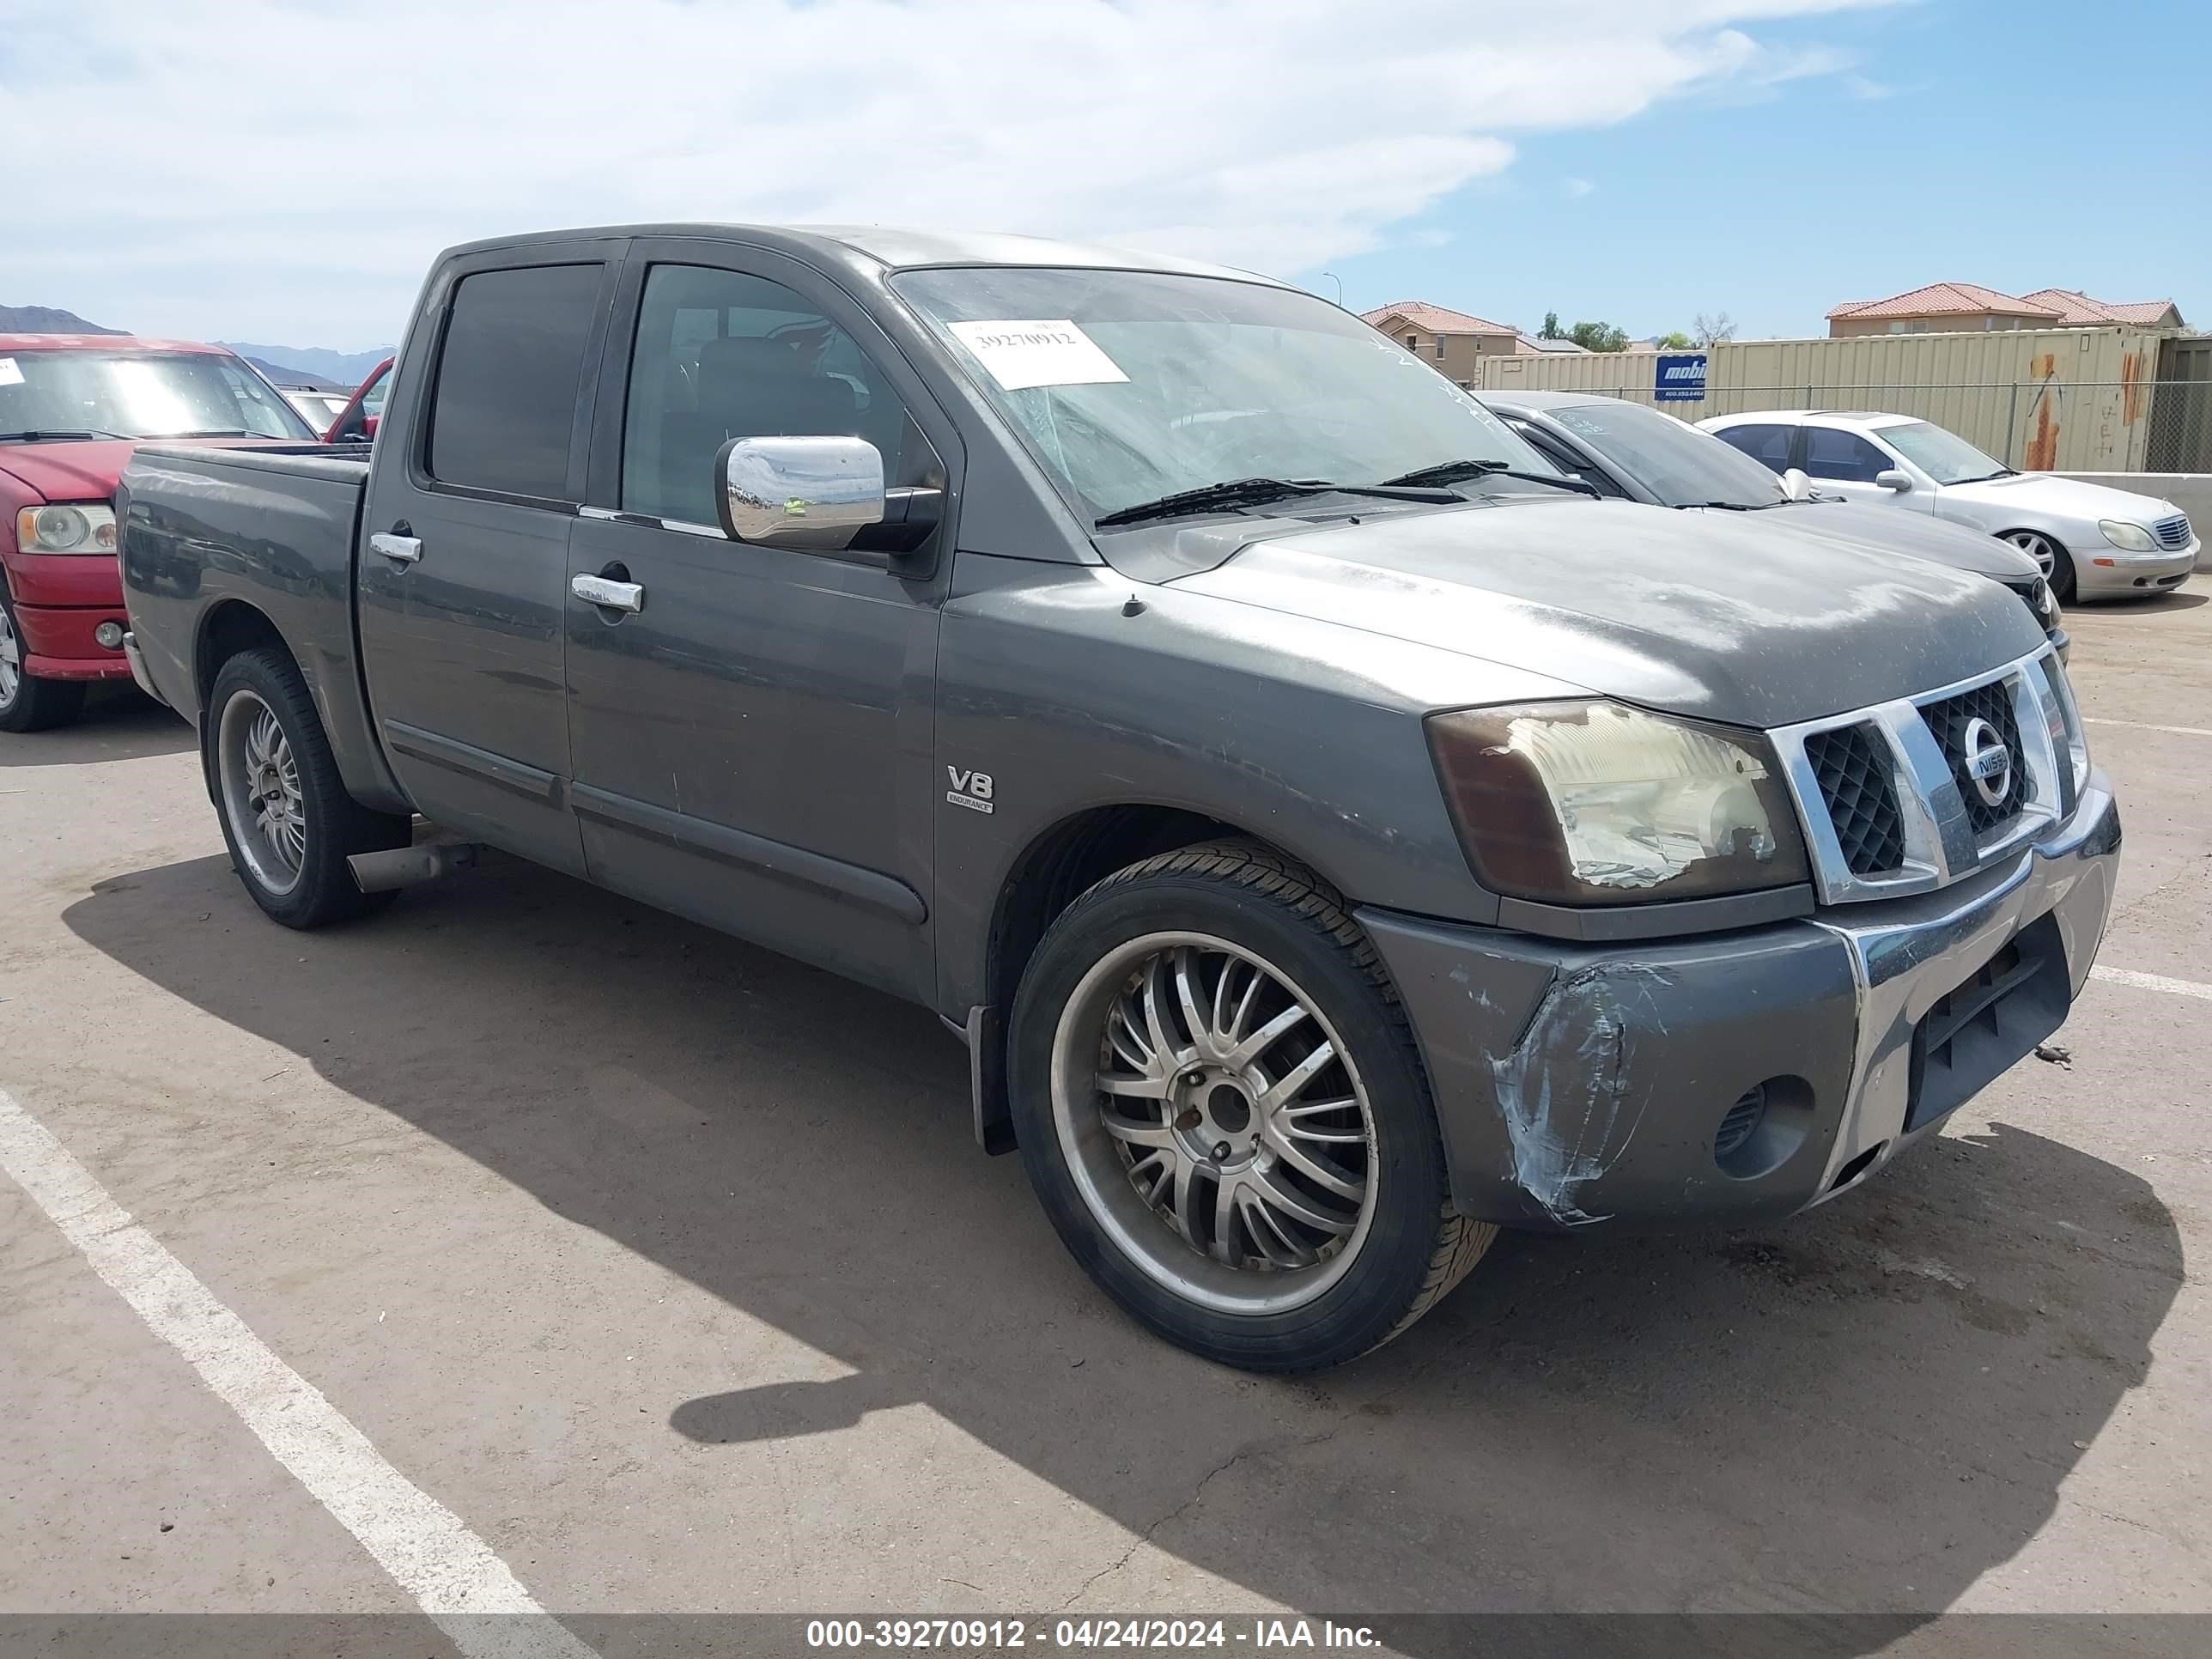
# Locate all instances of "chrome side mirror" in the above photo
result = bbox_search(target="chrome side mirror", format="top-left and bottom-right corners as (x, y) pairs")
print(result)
(717, 435), (886, 550)
(1874, 469), (1914, 493)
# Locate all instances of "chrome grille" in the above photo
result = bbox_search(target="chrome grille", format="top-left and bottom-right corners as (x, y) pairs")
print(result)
(2152, 514), (2191, 550)
(1804, 725), (1905, 875)
(1920, 678), (2032, 836)
(1771, 646), (2084, 906)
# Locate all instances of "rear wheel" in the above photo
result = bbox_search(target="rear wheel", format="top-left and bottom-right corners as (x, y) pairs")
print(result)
(0, 591), (88, 733)
(2003, 529), (2072, 603)
(1010, 841), (1494, 1371)
(205, 647), (410, 928)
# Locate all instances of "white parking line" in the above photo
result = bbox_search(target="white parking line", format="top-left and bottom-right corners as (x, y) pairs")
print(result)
(2083, 717), (2212, 739)
(2091, 966), (2212, 1002)
(0, 1087), (596, 1659)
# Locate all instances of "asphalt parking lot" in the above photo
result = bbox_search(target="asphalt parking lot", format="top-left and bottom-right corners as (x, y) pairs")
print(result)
(3, 583), (2208, 1650)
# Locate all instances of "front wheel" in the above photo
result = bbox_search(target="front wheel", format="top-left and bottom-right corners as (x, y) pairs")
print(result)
(205, 647), (410, 928)
(1010, 841), (1494, 1371)
(2003, 529), (2073, 604)
(0, 590), (88, 733)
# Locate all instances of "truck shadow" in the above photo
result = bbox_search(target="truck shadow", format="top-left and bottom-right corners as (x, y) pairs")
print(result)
(0, 686), (192, 768)
(64, 849), (2181, 1633)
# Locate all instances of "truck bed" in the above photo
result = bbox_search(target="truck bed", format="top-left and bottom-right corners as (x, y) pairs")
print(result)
(118, 441), (402, 811)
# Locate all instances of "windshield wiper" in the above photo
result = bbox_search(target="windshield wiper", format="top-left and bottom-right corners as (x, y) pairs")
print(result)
(1094, 476), (1455, 528)
(163, 428), (272, 439)
(1379, 459), (1598, 497)
(1954, 468), (2018, 483)
(0, 428), (131, 443)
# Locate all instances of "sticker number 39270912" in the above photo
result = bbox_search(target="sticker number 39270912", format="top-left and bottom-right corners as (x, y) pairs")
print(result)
(945, 320), (1128, 393)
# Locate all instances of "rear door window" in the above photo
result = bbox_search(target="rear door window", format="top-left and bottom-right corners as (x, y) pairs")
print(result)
(1711, 422), (1794, 473)
(1802, 427), (1895, 483)
(426, 264), (603, 500)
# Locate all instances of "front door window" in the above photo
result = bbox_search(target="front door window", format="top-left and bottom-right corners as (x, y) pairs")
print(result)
(621, 264), (913, 527)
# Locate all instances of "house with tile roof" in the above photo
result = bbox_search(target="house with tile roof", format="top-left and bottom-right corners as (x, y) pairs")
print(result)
(1361, 301), (1586, 386)
(1826, 283), (2185, 337)
(2018, 289), (2186, 329)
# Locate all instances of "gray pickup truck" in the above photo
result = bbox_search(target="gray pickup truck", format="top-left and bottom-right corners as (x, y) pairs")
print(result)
(118, 224), (2120, 1371)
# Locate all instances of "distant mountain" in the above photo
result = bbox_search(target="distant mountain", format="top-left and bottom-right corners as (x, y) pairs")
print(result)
(217, 342), (393, 386)
(243, 357), (348, 391)
(1, 303), (126, 335)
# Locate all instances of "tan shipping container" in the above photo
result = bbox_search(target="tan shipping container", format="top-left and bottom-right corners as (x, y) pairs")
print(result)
(1470, 325), (2165, 471)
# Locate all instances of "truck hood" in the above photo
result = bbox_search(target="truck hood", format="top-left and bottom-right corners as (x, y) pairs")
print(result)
(0, 437), (304, 507)
(0, 439), (143, 505)
(1167, 498), (2047, 730)
(1939, 471), (2183, 528)
(1729, 501), (2038, 579)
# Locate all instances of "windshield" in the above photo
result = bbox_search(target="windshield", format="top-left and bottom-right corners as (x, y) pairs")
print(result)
(0, 349), (315, 441)
(890, 266), (1559, 523)
(1878, 420), (2008, 484)
(1541, 400), (1787, 508)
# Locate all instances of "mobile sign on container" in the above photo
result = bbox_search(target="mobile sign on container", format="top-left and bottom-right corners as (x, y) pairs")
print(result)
(1656, 353), (1708, 403)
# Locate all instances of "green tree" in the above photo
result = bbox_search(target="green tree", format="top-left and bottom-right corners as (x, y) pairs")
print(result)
(1568, 319), (1632, 353)
(1654, 330), (1695, 349)
(1539, 310), (1562, 340)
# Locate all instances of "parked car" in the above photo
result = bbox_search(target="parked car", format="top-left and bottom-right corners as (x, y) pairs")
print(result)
(1484, 391), (2066, 653)
(118, 225), (2118, 1371)
(0, 332), (318, 731)
(321, 356), (392, 443)
(1697, 409), (2197, 603)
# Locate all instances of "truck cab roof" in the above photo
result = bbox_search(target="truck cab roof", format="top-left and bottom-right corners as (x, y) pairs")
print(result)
(438, 222), (1287, 288)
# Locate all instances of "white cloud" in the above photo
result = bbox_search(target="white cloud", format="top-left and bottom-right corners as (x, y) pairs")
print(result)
(1565, 178), (1597, 198)
(0, 0), (1886, 344)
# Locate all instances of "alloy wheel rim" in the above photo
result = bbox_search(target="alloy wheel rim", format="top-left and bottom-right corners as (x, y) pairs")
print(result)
(0, 605), (20, 707)
(218, 690), (307, 895)
(1050, 932), (1378, 1315)
(2003, 531), (2056, 576)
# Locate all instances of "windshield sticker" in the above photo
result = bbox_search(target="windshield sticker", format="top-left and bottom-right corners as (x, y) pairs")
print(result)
(947, 319), (1128, 392)
(0, 358), (22, 386)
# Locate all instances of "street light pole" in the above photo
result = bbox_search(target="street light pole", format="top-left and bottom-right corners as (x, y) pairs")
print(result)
(1321, 271), (1343, 307)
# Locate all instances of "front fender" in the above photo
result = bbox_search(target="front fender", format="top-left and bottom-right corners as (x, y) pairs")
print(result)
(928, 555), (1577, 1018)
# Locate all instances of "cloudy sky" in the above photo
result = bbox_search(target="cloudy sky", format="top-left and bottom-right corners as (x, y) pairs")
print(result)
(2, 0), (2201, 352)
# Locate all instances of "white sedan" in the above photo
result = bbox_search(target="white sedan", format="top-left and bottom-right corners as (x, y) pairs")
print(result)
(1697, 409), (2199, 602)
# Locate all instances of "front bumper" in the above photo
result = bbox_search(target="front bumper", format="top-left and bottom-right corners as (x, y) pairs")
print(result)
(1361, 774), (2120, 1232)
(2073, 538), (2197, 599)
(9, 602), (135, 680)
(4, 553), (131, 678)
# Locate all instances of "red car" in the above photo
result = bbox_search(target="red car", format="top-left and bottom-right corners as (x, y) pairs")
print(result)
(1, 333), (318, 730)
(321, 356), (393, 443)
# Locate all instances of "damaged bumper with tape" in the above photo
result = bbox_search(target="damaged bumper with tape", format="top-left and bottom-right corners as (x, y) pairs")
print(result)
(1359, 773), (2121, 1232)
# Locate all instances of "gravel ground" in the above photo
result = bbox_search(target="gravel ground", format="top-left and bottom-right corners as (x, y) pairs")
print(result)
(1, 583), (2205, 1652)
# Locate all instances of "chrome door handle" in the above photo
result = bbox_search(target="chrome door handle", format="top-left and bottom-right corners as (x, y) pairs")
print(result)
(572, 573), (644, 613)
(369, 532), (422, 564)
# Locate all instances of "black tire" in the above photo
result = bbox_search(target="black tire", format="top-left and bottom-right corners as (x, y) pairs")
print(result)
(0, 589), (88, 733)
(1010, 840), (1494, 1372)
(204, 647), (410, 928)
